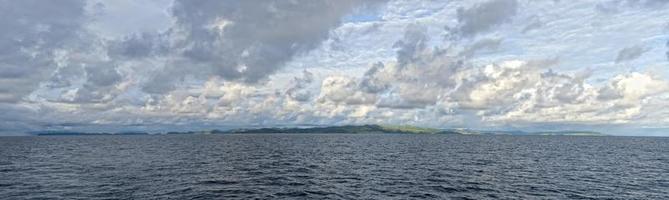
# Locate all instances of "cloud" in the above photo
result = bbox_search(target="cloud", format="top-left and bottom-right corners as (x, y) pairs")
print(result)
(0, 103), (41, 134)
(1, 0), (669, 135)
(598, 72), (669, 103)
(448, 0), (518, 38)
(450, 60), (550, 110)
(317, 76), (376, 106)
(615, 45), (649, 63)
(595, 1), (621, 14)
(0, 0), (87, 102)
(393, 24), (429, 67)
(163, 0), (383, 84)
(308, 25), (669, 126)
(456, 63), (668, 125)
(459, 38), (503, 58)
(107, 33), (168, 59)
(30, 43), (128, 104)
(137, 0), (386, 94)
(286, 70), (315, 102)
(522, 17), (543, 33)
(360, 62), (389, 93)
(666, 40), (669, 61)
(636, 0), (669, 7)
(596, 0), (669, 14)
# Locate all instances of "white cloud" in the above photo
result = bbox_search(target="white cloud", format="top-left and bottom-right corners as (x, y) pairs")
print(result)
(1, 0), (669, 135)
(317, 76), (376, 106)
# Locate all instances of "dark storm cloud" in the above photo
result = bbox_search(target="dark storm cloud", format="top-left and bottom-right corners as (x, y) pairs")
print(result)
(448, 0), (518, 38)
(615, 45), (648, 63)
(0, 0), (87, 102)
(138, 0), (385, 95)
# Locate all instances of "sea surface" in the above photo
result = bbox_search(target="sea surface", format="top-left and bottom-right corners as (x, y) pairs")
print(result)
(1, 134), (668, 199)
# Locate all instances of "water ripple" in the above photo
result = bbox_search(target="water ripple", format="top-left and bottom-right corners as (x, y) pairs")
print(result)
(1, 134), (668, 199)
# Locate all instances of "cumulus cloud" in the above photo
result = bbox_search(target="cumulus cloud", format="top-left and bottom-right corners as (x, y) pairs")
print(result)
(317, 76), (376, 105)
(360, 62), (389, 93)
(615, 45), (649, 63)
(598, 73), (669, 103)
(311, 24), (669, 126)
(393, 24), (429, 67)
(1, 0), (669, 134)
(365, 25), (459, 109)
(286, 70), (315, 102)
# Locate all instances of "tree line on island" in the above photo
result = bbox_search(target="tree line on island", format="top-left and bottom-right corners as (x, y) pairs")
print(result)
(34, 124), (604, 136)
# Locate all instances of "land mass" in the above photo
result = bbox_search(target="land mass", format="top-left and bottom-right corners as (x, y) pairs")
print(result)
(221, 124), (457, 134)
(34, 124), (605, 136)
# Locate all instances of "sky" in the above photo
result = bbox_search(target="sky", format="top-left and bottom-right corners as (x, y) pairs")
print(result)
(1, 0), (669, 136)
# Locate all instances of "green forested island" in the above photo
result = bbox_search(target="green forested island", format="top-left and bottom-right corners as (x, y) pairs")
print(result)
(221, 125), (604, 136)
(220, 124), (458, 134)
(34, 124), (605, 136)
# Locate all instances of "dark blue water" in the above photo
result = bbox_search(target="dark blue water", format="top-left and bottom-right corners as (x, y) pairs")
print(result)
(1, 134), (668, 199)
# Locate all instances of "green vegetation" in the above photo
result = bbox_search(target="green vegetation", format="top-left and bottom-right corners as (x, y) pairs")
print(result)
(224, 124), (445, 134)
(376, 125), (440, 134)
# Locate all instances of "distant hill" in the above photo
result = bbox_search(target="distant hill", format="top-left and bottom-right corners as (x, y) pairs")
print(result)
(522, 131), (605, 136)
(34, 131), (149, 136)
(222, 124), (459, 134)
(32, 124), (604, 136)
(446, 129), (605, 136)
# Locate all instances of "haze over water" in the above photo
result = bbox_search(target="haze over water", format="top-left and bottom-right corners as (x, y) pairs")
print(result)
(2, 134), (668, 199)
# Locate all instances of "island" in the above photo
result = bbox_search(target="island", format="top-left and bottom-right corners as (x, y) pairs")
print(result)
(33, 124), (605, 136)
(34, 131), (149, 136)
(220, 124), (459, 134)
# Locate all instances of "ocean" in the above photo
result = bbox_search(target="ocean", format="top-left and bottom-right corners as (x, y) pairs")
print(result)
(1, 134), (668, 199)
